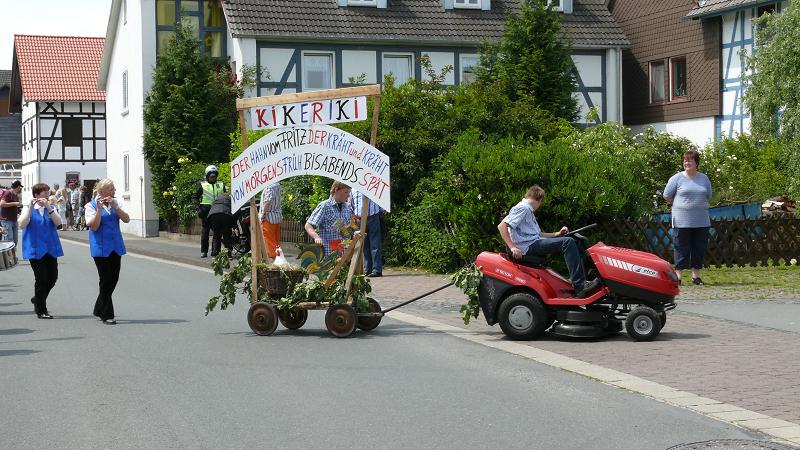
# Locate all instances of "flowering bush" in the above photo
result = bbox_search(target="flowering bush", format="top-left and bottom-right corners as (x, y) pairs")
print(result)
(702, 135), (788, 205)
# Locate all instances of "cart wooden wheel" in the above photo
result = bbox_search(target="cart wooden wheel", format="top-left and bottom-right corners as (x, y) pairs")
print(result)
(278, 308), (308, 330)
(248, 302), (278, 336)
(325, 304), (357, 338)
(356, 298), (382, 331)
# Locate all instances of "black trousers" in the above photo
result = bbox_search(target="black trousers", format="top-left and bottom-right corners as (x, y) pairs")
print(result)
(29, 254), (58, 315)
(673, 227), (710, 270)
(207, 214), (233, 256)
(93, 251), (121, 320)
(199, 207), (211, 254)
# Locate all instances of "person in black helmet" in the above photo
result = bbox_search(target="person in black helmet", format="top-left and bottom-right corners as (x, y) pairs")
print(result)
(192, 165), (225, 258)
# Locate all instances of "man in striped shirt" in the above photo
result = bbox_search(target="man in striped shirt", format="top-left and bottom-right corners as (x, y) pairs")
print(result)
(350, 191), (384, 277)
(259, 183), (282, 259)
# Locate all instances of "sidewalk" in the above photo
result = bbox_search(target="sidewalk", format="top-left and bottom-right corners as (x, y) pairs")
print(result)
(58, 230), (800, 435)
(58, 230), (299, 267)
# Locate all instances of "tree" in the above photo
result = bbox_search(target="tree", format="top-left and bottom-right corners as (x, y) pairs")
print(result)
(476, 0), (578, 122)
(143, 21), (241, 221)
(742, 6), (800, 196)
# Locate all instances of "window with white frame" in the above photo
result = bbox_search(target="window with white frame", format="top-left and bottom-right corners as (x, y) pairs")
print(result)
(122, 69), (129, 112)
(302, 52), (334, 91)
(382, 54), (413, 87)
(348, 0), (377, 5)
(548, 0), (564, 11)
(460, 54), (480, 84)
(454, 0), (481, 8)
(123, 154), (130, 192)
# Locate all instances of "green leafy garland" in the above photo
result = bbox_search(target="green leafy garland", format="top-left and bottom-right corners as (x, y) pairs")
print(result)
(451, 263), (483, 325)
(206, 250), (372, 315)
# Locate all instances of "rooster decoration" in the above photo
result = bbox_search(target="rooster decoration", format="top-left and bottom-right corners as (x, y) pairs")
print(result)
(296, 217), (360, 280)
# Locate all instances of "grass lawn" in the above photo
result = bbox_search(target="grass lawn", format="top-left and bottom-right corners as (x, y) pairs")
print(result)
(678, 263), (800, 301)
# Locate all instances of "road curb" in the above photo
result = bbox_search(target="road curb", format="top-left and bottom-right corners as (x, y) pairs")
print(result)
(387, 310), (800, 447)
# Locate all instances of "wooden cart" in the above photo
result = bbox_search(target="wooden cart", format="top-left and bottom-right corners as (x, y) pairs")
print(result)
(234, 85), (386, 338)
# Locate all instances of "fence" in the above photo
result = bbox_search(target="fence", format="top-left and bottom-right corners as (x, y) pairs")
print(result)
(598, 216), (800, 267)
(160, 218), (314, 244)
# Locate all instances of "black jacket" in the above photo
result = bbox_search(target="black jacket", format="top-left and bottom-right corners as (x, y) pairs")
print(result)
(207, 195), (232, 218)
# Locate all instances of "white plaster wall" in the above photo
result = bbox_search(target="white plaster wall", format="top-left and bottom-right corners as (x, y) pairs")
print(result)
(104, 0), (159, 236)
(571, 52), (604, 122)
(260, 48), (296, 84)
(229, 36), (257, 98)
(21, 102), (37, 166)
(421, 51), (455, 85)
(38, 162), (107, 190)
(342, 50), (377, 84)
(630, 116), (716, 148)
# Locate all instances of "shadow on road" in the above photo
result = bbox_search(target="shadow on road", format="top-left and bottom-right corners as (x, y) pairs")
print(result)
(0, 328), (34, 336)
(0, 349), (40, 357)
(654, 332), (711, 341)
(116, 318), (189, 325)
(0, 302), (22, 307)
(1, 336), (85, 344)
(220, 323), (448, 339)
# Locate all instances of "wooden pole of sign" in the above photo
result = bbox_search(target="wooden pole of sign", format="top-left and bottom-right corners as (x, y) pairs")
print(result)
(239, 110), (261, 306)
(343, 94), (382, 300)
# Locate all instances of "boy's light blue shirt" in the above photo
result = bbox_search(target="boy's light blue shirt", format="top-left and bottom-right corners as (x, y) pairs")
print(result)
(502, 199), (542, 251)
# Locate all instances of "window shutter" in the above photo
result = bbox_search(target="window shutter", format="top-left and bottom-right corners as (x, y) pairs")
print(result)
(337, 0), (347, 6)
(481, 0), (490, 10)
(563, 0), (572, 14)
(442, 0), (454, 10)
(377, 0), (387, 7)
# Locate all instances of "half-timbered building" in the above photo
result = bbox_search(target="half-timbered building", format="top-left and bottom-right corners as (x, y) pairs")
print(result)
(609, 0), (786, 146)
(98, 0), (628, 236)
(9, 35), (107, 203)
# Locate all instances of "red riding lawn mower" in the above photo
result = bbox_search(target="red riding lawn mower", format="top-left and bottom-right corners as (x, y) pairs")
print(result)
(476, 224), (680, 342)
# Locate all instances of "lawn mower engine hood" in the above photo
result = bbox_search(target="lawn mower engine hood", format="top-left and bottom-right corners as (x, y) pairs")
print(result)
(589, 242), (680, 302)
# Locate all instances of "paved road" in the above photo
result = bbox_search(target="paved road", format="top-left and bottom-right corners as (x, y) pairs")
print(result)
(0, 241), (766, 449)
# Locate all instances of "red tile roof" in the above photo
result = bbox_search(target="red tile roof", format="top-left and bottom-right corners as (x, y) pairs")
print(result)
(14, 35), (105, 102)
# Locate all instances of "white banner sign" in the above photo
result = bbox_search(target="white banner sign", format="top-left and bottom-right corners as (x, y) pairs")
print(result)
(249, 96), (368, 130)
(230, 124), (391, 212)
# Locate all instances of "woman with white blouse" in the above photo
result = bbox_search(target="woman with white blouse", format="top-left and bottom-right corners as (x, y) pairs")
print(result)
(85, 179), (130, 325)
(19, 183), (64, 319)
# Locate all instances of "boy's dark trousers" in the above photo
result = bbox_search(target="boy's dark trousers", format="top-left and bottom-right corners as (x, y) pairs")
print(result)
(29, 254), (58, 315)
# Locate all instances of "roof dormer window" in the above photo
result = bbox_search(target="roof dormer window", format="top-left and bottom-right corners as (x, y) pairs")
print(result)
(348, 0), (377, 6)
(548, 0), (573, 13)
(454, 0), (481, 9)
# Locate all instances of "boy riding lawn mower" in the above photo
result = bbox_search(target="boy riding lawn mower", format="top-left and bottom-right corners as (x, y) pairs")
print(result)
(476, 224), (679, 342)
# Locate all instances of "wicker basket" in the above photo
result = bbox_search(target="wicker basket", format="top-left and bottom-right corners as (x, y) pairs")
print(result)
(259, 268), (306, 296)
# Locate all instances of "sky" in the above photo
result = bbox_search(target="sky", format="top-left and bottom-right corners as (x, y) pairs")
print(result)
(0, 0), (112, 70)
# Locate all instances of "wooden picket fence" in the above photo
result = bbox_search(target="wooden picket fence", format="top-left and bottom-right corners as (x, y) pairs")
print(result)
(597, 216), (800, 267)
(160, 218), (314, 244)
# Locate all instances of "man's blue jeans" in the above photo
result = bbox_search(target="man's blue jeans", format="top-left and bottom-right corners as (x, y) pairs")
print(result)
(363, 213), (383, 275)
(527, 237), (585, 289)
(1, 220), (18, 247)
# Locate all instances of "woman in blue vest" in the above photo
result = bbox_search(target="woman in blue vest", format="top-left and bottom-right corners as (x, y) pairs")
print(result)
(85, 179), (130, 325)
(19, 183), (64, 319)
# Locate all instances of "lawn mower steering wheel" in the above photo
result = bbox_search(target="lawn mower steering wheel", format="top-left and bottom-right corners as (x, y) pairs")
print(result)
(564, 223), (597, 237)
